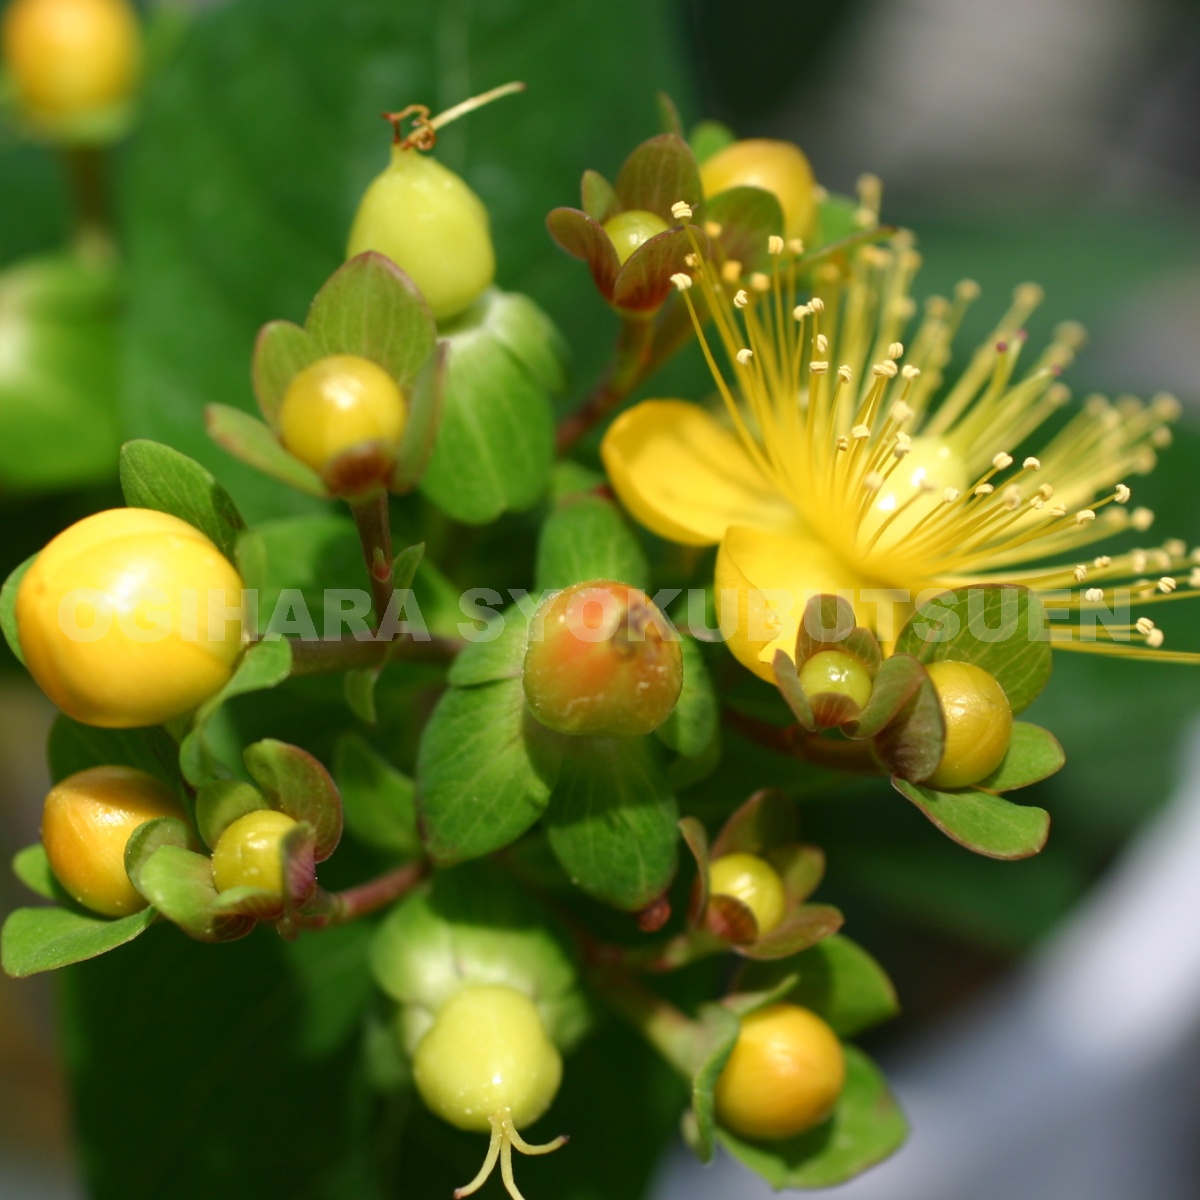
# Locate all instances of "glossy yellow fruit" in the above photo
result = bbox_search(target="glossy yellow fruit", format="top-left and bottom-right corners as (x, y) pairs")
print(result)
(278, 354), (406, 473)
(42, 765), (186, 916)
(708, 852), (787, 936)
(211, 810), (298, 897)
(925, 660), (1013, 789)
(523, 580), (683, 737)
(17, 508), (246, 728)
(714, 1004), (845, 1141)
(414, 984), (563, 1133)
(699, 139), (816, 241)
(798, 649), (872, 709)
(347, 145), (494, 322)
(602, 209), (669, 266)
(2, 0), (139, 119)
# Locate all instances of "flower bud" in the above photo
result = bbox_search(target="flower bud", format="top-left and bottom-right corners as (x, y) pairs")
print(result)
(714, 1004), (845, 1141)
(699, 139), (816, 241)
(210, 810), (298, 897)
(2, 0), (140, 120)
(16, 508), (246, 728)
(602, 209), (670, 266)
(708, 852), (786, 936)
(347, 145), (494, 323)
(798, 649), (872, 710)
(924, 660), (1013, 789)
(42, 765), (186, 916)
(523, 580), (682, 737)
(413, 983), (563, 1133)
(277, 354), (406, 474)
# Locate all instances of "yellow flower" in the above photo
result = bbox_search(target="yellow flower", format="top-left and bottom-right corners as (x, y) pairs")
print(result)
(602, 187), (1194, 680)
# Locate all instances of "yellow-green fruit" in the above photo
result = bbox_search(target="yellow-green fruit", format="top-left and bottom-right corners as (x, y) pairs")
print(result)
(348, 145), (494, 322)
(278, 354), (406, 473)
(714, 1004), (845, 1141)
(602, 209), (670, 266)
(798, 649), (872, 709)
(16, 508), (246, 728)
(414, 984), (563, 1133)
(708, 852), (787, 936)
(699, 139), (816, 240)
(925, 660), (1013, 789)
(42, 765), (186, 917)
(211, 810), (298, 897)
(2, 0), (139, 118)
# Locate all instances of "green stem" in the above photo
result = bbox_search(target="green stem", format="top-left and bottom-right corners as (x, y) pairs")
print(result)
(615, 927), (727, 973)
(286, 632), (462, 676)
(350, 490), (395, 631)
(329, 860), (427, 922)
(61, 145), (112, 252)
(587, 965), (698, 1077)
(723, 707), (881, 774)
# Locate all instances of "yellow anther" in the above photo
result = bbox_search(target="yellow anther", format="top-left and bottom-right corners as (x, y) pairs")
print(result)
(887, 342), (905, 360)
(671, 200), (693, 221)
(734, 289), (750, 309)
(851, 424), (871, 440)
(901, 365), (921, 380)
(736, 348), (754, 365)
(1075, 510), (1096, 524)
(704, 220), (723, 237)
(1085, 587), (1104, 602)
(768, 235), (785, 255)
(1131, 508), (1155, 531)
(1023, 456), (1042, 471)
(749, 272), (770, 292)
(816, 333), (829, 354)
(1147, 628), (1165, 648)
(992, 452), (1013, 470)
(722, 260), (743, 283)
(1159, 577), (1178, 594)
(1073, 565), (1088, 582)
(1115, 483), (1131, 503)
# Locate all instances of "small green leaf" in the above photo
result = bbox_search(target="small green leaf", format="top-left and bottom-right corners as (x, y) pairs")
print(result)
(535, 493), (648, 592)
(656, 637), (718, 759)
(448, 604), (530, 687)
(244, 739), (343, 862)
(392, 542), (425, 591)
(581, 169), (618, 223)
(718, 1046), (907, 1188)
(334, 735), (420, 858)
(0, 554), (35, 665)
(544, 736), (679, 912)
(2, 905), (158, 977)
(895, 584), (1052, 714)
(614, 133), (702, 223)
(251, 319), (319, 423)
(979, 722), (1066, 792)
(305, 252), (437, 389)
(13, 844), (66, 902)
(690, 119), (735, 164)
(205, 404), (329, 498)
(132, 844), (255, 943)
(119, 439), (246, 562)
(417, 677), (562, 866)
(892, 778), (1051, 859)
(195, 779), (268, 850)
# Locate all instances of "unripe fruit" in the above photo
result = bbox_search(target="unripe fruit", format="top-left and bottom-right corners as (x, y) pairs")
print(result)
(42, 765), (185, 917)
(277, 354), (406, 474)
(602, 209), (669, 266)
(16, 508), (246, 728)
(414, 983), (563, 1133)
(714, 1004), (845, 1141)
(211, 810), (298, 897)
(347, 146), (494, 323)
(523, 580), (683, 737)
(924, 660), (1013, 789)
(2, 0), (139, 119)
(699, 139), (816, 241)
(798, 649), (872, 710)
(708, 852), (787, 936)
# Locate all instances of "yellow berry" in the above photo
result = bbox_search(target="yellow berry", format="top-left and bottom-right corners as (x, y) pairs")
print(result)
(347, 145), (494, 323)
(699, 139), (816, 241)
(16, 508), (246, 728)
(2, 0), (139, 119)
(708, 852), (787, 936)
(42, 765), (186, 917)
(798, 649), (872, 710)
(277, 354), (406, 474)
(602, 209), (669, 266)
(211, 810), (298, 897)
(714, 1004), (845, 1141)
(414, 983), (563, 1133)
(925, 660), (1013, 789)
(523, 580), (683, 737)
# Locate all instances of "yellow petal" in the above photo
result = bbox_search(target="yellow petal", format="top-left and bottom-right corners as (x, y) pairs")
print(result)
(601, 399), (793, 547)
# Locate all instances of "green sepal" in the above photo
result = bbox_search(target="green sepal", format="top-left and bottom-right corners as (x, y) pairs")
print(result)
(543, 735), (679, 912)
(613, 133), (702, 225)
(546, 208), (620, 303)
(894, 583), (1052, 714)
(845, 653), (925, 739)
(118, 439), (246, 562)
(12, 844), (67, 902)
(612, 228), (695, 312)
(978, 722), (1066, 792)
(656, 636), (718, 760)
(243, 739), (343, 862)
(681, 1002), (741, 1164)
(130, 844), (255, 943)
(334, 735), (420, 859)
(195, 779), (268, 851)
(251, 319), (320, 424)
(702, 186), (784, 275)
(535, 491), (648, 592)
(1, 904), (157, 978)
(0, 553), (35, 665)
(389, 342), (447, 495)
(204, 404), (329, 498)
(795, 594), (856, 662)
(689, 119), (735, 164)
(873, 667), (945, 782)
(773, 650), (815, 730)
(711, 789), (800, 858)
(739, 903), (844, 962)
(656, 92), (684, 138)
(124, 816), (193, 883)
(892, 778), (1051, 859)
(581, 169), (618, 223)
(813, 192), (862, 248)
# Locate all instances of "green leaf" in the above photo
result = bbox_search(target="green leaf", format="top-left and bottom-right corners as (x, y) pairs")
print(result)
(389, 343), (446, 494)
(12, 843), (66, 901)
(195, 780), (268, 850)
(979, 722), (1066, 792)
(119, 439), (246, 562)
(416, 677), (562, 866)
(893, 777), (1051, 859)
(544, 736), (679, 911)
(251, 319), (319, 423)
(656, 636), (718, 759)
(48, 717), (182, 787)
(718, 1046), (907, 1189)
(0, 553), (34, 665)
(447, 604), (530, 687)
(690, 119), (735, 164)
(535, 493), (648, 592)
(306, 252), (436, 389)
(2, 904), (157, 977)
(484, 288), (568, 398)
(132, 844), (255, 943)
(205, 404), (328, 498)
(244, 739), (343, 862)
(124, 816), (193, 884)
(334, 735), (420, 858)
(895, 584), (1052, 714)
(703, 186), (785, 274)
(179, 639), (293, 785)
(614, 133), (701, 223)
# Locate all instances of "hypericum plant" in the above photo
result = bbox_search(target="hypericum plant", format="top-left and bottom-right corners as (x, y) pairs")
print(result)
(1, 80), (1196, 1200)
